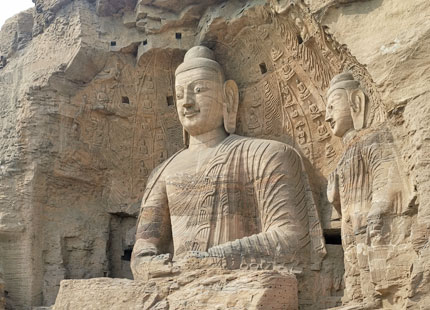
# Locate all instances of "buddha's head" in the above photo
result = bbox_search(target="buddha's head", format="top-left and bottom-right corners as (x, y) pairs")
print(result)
(325, 72), (367, 137)
(175, 46), (239, 141)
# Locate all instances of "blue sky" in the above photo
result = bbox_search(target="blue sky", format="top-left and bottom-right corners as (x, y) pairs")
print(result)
(0, 1), (34, 29)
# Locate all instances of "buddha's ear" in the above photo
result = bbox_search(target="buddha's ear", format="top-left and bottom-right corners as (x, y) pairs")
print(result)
(349, 89), (366, 130)
(223, 80), (239, 134)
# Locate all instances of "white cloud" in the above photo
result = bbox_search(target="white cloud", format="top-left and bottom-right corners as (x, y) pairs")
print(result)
(0, 1), (34, 29)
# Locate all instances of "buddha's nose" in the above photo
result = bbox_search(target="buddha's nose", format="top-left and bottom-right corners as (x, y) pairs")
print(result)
(183, 90), (194, 108)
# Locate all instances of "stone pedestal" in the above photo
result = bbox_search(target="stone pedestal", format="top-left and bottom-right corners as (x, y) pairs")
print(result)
(53, 269), (298, 310)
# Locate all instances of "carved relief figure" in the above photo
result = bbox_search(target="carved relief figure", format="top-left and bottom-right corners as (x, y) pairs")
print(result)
(325, 73), (413, 308)
(296, 79), (310, 100)
(309, 101), (322, 119)
(131, 46), (326, 278)
(247, 107), (261, 130)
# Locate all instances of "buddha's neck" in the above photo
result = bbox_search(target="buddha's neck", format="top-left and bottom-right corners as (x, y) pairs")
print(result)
(188, 127), (228, 150)
(342, 128), (356, 145)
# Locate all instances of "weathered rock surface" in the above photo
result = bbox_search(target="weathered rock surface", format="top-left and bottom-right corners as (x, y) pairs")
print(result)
(54, 268), (298, 310)
(0, 0), (429, 309)
(315, 1), (430, 308)
(0, 269), (5, 310)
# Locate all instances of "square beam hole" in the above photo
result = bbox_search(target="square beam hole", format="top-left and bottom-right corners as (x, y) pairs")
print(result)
(175, 32), (182, 39)
(110, 41), (117, 46)
(259, 62), (267, 74)
(166, 96), (174, 106)
(122, 96), (130, 104)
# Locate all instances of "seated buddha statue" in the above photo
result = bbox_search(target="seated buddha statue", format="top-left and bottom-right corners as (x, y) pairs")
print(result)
(131, 46), (326, 278)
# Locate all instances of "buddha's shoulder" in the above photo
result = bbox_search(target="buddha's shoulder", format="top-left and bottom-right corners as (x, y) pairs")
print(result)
(147, 148), (187, 181)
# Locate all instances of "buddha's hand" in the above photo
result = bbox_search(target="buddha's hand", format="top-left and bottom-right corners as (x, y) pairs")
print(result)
(131, 240), (173, 280)
(131, 252), (173, 281)
(366, 210), (385, 247)
(367, 214), (383, 238)
(131, 239), (158, 268)
(185, 251), (210, 258)
(208, 245), (225, 257)
(208, 240), (241, 258)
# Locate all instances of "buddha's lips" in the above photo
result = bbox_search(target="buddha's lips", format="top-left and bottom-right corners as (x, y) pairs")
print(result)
(329, 120), (335, 129)
(184, 110), (200, 117)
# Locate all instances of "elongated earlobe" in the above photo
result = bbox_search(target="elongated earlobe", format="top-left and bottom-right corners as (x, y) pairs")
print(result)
(349, 89), (366, 130)
(223, 80), (239, 134)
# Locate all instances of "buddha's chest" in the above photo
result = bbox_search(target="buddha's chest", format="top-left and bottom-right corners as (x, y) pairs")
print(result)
(164, 166), (248, 220)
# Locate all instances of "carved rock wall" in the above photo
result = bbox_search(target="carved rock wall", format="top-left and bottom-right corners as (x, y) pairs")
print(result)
(0, 0), (429, 309)
(316, 0), (430, 308)
(0, 267), (4, 310)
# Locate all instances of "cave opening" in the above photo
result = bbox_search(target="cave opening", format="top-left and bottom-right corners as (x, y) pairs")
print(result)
(121, 249), (132, 261)
(323, 230), (342, 245)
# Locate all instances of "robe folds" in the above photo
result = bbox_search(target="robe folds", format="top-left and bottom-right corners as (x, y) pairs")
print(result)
(327, 127), (413, 304)
(135, 134), (326, 268)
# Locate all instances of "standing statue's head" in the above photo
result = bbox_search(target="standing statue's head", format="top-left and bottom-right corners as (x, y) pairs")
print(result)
(325, 72), (367, 137)
(175, 46), (239, 142)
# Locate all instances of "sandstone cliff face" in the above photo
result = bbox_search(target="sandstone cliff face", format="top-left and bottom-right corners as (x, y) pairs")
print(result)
(0, 267), (4, 310)
(316, 1), (430, 308)
(0, 0), (429, 309)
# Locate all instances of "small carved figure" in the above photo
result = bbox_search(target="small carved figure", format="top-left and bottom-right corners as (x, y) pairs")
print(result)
(131, 46), (326, 280)
(140, 161), (149, 177)
(143, 94), (152, 109)
(271, 47), (283, 62)
(282, 91), (295, 108)
(325, 72), (413, 308)
(297, 129), (307, 145)
(97, 92), (109, 105)
(325, 144), (335, 158)
(316, 120), (330, 141)
(140, 140), (148, 155)
(281, 63), (295, 80)
(309, 101), (322, 119)
(296, 79), (310, 100)
(247, 107), (261, 130)
(291, 107), (299, 118)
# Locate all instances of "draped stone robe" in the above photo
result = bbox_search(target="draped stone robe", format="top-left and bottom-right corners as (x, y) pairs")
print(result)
(135, 135), (325, 268)
(327, 128), (412, 305)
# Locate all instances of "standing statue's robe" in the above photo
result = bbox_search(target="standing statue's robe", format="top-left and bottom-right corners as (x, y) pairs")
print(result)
(135, 135), (326, 268)
(327, 127), (413, 305)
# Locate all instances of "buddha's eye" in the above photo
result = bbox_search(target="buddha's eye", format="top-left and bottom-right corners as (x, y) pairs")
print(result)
(176, 88), (184, 99)
(194, 86), (201, 93)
